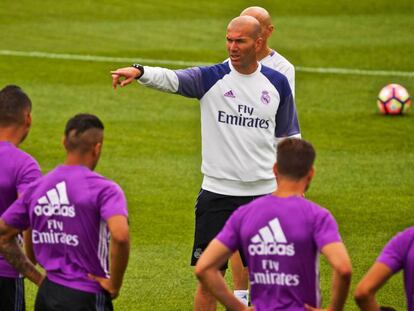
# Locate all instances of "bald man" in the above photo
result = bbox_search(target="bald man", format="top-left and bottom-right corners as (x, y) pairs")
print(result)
(0, 114), (130, 311)
(110, 16), (300, 311)
(229, 7), (298, 303)
(241, 6), (295, 95)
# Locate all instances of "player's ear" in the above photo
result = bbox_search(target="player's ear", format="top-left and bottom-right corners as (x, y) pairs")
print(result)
(62, 136), (68, 150)
(26, 112), (32, 128)
(267, 24), (274, 36)
(307, 166), (315, 181)
(93, 142), (102, 157)
(273, 162), (279, 177)
(255, 37), (264, 52)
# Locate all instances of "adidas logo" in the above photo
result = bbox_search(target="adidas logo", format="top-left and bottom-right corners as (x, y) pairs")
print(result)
(248, 218), (295, 256)
(34, 181), (75, 218)
(224, 90), (236, 98)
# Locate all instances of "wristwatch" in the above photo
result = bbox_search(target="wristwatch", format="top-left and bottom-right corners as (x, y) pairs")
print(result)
(131, 64), (144, 80)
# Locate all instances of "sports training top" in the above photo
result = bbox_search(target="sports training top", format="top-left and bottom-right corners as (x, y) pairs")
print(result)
(377, 227), (414, 310)
(216, 194), (341, 310)
(2, 165), (128, 293)
(138, 61), (300, 196)
(0, 141), (41, 278)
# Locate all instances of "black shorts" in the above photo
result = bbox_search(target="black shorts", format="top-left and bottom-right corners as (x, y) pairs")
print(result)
(35, 278), (113, 311)
(0, 276), (25, 311)
(191, 189), (262, 269)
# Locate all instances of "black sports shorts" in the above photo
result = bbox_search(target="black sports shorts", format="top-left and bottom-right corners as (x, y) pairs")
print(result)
(191, 189), (262, 270)
(35, 278), (113, 311)
(0, 276), (25, 311)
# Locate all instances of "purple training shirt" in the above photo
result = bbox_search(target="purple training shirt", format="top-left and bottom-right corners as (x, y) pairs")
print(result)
(2, 165), (128, 293)
(216, 194), (341, 311)
(0, 141), (41, 278)
(377, 227), (414, 310)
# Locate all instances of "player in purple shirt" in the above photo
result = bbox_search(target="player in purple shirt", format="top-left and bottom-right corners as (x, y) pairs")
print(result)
(0, 85), (41, 311)
(0, 114), (130, 311)
(355, 227), (414, 311)
(195, 138), (352, 311)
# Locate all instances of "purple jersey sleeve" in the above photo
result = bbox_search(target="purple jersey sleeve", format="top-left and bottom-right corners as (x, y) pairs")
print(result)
(313, 208), (342, 250)
(1, 194), (30, 230)
(175, 62), (231, 99)
(377, 230), (414, 273)
(215, 209), (242, 252)
(16, 156), (41, 194)
(175, 67), (205, 99)
(275, 92), (300, 138)
(98, 183), (128, 221)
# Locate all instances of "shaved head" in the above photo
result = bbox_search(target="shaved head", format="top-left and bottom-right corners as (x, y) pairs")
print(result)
(240, 6), (272, 29)
(64, 114), (104, 154)
(227, 15), (261, 40)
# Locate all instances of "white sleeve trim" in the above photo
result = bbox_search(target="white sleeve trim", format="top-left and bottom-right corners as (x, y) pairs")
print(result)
(274, 133), (302, 146)
(137, 66), (179, 93)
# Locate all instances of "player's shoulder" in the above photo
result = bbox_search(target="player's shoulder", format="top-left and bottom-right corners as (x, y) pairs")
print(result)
(260, 63), (291, 94)
(391, 227), (414, 244)
(2, 143), (39, 167)
(265, 50), (295, 71)
(199, 61), (231, 79)
(85, 170), (125, 198)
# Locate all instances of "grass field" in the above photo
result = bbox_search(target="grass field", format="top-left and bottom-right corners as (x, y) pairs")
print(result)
(1, 0), (414, 309)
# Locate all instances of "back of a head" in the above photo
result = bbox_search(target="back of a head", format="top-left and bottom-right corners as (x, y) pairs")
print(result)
(277, 138), (316, 180)
(0, 85), (32, 127)
(240, 6), (272, 29)
(64, 114), (104, 154)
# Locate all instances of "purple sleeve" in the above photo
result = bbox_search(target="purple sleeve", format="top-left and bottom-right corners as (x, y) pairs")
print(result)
(175, 67), (205, 99)
(1, 195), (30, 230)
(377, 230), (413, 273)
(98, 183), (128, 221)
(175, 62), (231, 99)
(275, 92), (300, 138)
(215, 210), (241, 252)
(313, 208), (342, 250)
(16, 156), (41, 194)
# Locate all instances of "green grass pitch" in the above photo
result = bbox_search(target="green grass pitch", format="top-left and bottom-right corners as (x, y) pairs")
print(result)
(1, 0), (414, 309)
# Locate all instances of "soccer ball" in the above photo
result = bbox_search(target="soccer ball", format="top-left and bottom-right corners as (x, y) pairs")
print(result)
(377, 83), (411, 115)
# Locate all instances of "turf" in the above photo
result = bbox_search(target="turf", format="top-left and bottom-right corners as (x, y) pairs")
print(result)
(1, 0), (414, 310)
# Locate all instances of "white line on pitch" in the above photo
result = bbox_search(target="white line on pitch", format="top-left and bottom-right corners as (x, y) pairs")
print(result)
(1, 49), (414, 78)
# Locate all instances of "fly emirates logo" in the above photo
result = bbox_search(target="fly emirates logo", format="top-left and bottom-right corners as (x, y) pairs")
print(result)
(32, 181), (79, 246)
(248, 218), (295, 256)
(249, 218), (300, 287)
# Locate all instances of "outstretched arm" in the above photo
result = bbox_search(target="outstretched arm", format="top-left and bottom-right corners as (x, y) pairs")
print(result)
(89, 215), (130, 299)
(0, 219), (44, 285)
(354, 262), (393, 310)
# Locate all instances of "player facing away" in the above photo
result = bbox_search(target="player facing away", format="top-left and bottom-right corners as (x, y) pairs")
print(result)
(0, 85), (41, 311)
(354, 227), (414, 311)
(229, 6), (297, 304)
(0, 114), (130, 311)
(195, 138), (352, 311)
(111, 15), (300, 310)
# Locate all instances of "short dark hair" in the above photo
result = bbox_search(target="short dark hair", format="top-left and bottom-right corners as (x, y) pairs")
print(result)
(64, 114), (104, 153)
(0, 85), (32, 126)
(277, 138), (316, 180)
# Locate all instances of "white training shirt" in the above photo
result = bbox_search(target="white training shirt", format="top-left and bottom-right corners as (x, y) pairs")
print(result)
(138, 61), (300, 196)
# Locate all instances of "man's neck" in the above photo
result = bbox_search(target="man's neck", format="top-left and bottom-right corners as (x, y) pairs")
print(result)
(257, 46), (273, 62)
(64, 153), (94, 171)
(232, 61), (259, 75)
(272, 180), (306, 198)
(0, 127), (23, 146)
